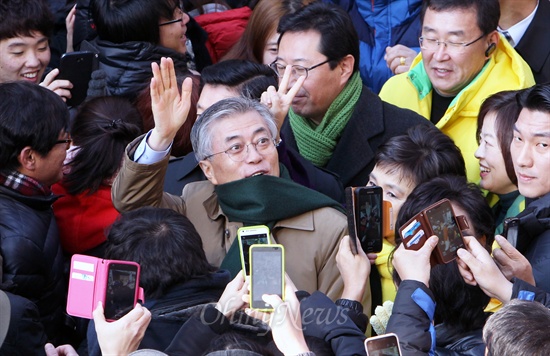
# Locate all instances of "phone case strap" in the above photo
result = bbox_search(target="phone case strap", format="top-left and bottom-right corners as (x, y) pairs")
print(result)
(456, 215), (469, 231)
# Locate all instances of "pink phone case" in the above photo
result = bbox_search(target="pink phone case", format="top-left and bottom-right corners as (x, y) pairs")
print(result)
(66, 254), (144, 319)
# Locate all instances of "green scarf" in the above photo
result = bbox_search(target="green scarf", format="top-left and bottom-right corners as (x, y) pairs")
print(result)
(289, 72), (363, 167)
(216, 164), (344, 277)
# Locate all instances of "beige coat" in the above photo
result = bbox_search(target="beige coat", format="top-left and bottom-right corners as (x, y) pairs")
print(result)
(112, 139), (370, 311)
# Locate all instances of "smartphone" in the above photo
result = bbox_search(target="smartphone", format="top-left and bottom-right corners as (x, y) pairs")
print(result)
(400, 199), (466, 265)
(502, 217), (520, 247)
(103, 262), (140, 320)
(58, 51), (98, 107)
(425, 200), (465, 263)
(66, 254), (142, 320)
(249, 244), (285, 311)
(238, 225), (271, 277)
(346, 186), (384, 254)
(365, 333), (402, 356)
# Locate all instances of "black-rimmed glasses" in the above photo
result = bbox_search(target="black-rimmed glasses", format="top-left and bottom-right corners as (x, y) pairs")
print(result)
(55, 138), (72, 150)
(159, 7), (185, 26)
(269, 59), (332, 79)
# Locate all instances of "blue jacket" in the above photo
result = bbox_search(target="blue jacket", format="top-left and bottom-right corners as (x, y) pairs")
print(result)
(327, 0), (422, 93)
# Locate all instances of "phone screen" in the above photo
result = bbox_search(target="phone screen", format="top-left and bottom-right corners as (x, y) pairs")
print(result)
(251, 246), (283, 309)
(425, 201), (464, 261)
(365, 334), (401, 356)
(240, 231), (269, 275)
(104, 263), (138, 320)
(356, 187), (383, 253)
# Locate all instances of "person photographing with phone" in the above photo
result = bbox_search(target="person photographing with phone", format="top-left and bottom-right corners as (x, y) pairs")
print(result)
(385, 175), (495, 355)
(0, 0), (73, 101)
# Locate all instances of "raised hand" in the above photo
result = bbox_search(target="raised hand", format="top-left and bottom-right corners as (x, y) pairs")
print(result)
(148, 57), (193, 151)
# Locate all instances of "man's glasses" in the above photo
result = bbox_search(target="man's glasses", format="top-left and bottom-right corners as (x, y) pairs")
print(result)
(55, 138), (72, 150)
(159, 7), (184, 26)
(269, 59), (332, 79)
(205, 137), (280, 162)
(419, 34), (485, 54)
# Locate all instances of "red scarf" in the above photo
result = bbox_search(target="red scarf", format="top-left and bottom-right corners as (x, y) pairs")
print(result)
(0, 170), (52, 197)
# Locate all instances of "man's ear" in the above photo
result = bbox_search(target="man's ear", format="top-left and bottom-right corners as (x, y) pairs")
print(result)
(338, 54), (355, 85)
(199, 160), (218, 185)
(17, 147), (36, 172)
(485, 31), (500, 58)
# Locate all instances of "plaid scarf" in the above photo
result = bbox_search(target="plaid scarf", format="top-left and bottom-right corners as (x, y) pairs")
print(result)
(0, 170), (52, 197)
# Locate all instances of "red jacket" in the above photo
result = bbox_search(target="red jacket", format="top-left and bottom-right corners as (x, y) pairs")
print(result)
(195, 7), (252, 63)
(52, 183), (118, 254)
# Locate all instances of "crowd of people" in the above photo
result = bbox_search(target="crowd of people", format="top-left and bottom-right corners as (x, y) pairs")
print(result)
(0, 0), (549, 355)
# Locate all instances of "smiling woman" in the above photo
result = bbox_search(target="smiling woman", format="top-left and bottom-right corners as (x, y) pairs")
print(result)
(475, 90), (524, 234)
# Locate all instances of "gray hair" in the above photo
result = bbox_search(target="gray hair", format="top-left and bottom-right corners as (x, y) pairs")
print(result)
(483, 299), (550, 356)
(191, 97), (278, 161)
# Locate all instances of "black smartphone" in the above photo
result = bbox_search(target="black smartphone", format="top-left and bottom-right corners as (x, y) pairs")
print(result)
(365, 333), (402, 356)
(250, 245), (285, 311)
(356, 186), (383, 253)
(237, 225), (271, 277)
(503, 217), (520, 247)
(58, 51), (98, 107)
(425, 200), (464, 264)
(104, 262), (139, 320)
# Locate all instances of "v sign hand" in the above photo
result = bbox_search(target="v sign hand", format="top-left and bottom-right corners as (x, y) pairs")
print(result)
(261, 65), (306, 135)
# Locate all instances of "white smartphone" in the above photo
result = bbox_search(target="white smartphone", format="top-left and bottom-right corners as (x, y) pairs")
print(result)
(365, 333), (402, 356)
(237, 225), (271, 277)
(249, 244), (285, 311)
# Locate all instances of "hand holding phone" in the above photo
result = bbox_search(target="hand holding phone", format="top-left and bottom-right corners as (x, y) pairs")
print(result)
(67, 254), (143, 321)
(346, 186), (384, 254)
(250, 244), (285, 311)
(399, 199), (467, 265)
(238, 225), (271, 277)
(58, 51), (99, 107)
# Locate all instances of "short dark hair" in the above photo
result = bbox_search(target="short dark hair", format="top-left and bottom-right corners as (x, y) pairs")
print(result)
(0, 0), (54, 41)
(420, 0), (500, 36)
(374, 125), (466, 187)
(277, 1), (360, 72)
(0, 82), (69, 171)
(477, 90), (522, 186)
(91, 0), (178, 44)
(517, 83), (550, 115)
(484, 299), (550, 356)
(392, 175), (495, 334)
(63, 96), (143, 195)
(105, 207), (215, 299)
(201, 60), (278, 99)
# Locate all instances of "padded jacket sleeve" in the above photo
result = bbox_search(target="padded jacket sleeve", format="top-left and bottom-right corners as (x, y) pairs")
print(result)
(386, 280), (436, 356)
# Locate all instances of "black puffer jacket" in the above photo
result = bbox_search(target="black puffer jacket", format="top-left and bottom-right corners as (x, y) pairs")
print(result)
(516, 192), (550, 292)
(0, 186), (66, 344)
(88, 38), (191, 100)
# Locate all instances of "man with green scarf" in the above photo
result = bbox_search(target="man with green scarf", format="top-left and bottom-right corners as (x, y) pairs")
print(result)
(275, 2), (429, 188)
(112, 58), (370, 312)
